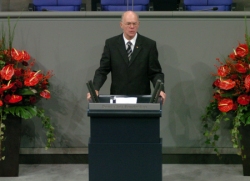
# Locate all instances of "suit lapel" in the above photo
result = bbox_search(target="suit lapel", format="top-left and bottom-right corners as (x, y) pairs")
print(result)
(117, 34), (129, 64)
(129, 34), (143, 66)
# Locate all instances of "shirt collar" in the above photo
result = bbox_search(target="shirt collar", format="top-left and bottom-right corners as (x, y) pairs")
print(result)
(123, 33), (137, 46)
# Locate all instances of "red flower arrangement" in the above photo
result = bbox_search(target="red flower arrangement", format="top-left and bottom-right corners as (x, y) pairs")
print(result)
(0, 48), (52, 104)
(0, 19), (55, 161)
(0, 48), (52, 105)
(210, 42), (250, 113)
(202, 33), (250, 158)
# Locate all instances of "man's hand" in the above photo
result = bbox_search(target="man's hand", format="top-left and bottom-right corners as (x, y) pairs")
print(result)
(160, 91), (166, 105)
(87, 90), (99, 101)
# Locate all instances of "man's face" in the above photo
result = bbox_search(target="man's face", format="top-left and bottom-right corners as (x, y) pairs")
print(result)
(120, 12), (140, 40)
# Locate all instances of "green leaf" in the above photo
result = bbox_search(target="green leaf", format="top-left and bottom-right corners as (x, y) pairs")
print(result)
(243, 111), (250, 118)
(246, 116), (250, 125)
(220, 92), (234, 98)
(203, 123), (208, 128)
(0, 60), (5, 67)
(205, 139), (211, 144)
(233, 144), (238, 148)
(18, 88), (36, 95)
(4, 106), (37, 119)
(214, 134), (219, 141)
(204, 131), (210, 137)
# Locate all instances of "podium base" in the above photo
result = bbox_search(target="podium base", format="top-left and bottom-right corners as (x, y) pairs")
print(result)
(89, 140), (162, 181)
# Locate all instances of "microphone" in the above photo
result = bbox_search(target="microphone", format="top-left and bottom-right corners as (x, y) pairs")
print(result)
(150, 79), (163, 103)
(86, 80), (99, 103)
(195, 7), (218, 11)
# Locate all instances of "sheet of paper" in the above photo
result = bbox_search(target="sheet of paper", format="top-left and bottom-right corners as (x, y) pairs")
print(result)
(115, 97), (137, 104)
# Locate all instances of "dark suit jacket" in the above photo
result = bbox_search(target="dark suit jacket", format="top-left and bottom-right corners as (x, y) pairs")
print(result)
(93, 33), (164, 95)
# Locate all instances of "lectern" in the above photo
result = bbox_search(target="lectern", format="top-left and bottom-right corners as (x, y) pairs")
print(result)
(88, 95), (162, 181)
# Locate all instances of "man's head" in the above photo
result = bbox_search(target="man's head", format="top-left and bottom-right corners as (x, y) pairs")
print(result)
(120, 11), (140, 40)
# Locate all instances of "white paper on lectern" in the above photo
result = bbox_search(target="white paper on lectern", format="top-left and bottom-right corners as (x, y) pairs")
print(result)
(115, 97), (137, 104)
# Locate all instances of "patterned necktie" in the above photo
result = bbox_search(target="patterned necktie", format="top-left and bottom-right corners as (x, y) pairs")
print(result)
(126, 41), (132, 61)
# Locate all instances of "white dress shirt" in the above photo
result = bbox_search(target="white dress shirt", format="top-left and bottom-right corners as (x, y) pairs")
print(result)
(123, 33), (137, 52)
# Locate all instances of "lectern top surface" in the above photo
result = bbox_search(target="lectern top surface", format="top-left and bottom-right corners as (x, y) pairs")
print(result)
(88, 103), (160, 111)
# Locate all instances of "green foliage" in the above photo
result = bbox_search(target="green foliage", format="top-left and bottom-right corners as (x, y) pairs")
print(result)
(36, 108), (55, 149)
(18, 88), (36, 95)
(202, 101), (250, 159)
(0, 60), (5, 69)
(4, 106), (37, 119)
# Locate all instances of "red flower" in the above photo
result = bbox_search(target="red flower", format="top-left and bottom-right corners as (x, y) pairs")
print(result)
(213, 93), (221, 101)
(218, 98), (233, 112)
(11, 48), (23, 61)
(10, 85), (17, 92)
(24, 76), (39, 86)
(245, 75), (250, 92)
(0, 100), (3, 107)
(41, 82), (48, 89)
(230, 74), (238, 80)
(237, 94), (250, 105)
(0, 82), (15, 91)
(229, 52), (236, 60)
(3, 95), (11, 103)
(28, 71), (43, 80)
(8, 95), (22, 103)
(24, 71), (43, 86)
(21, 50), (30, 61)
(217, 65), (230, 77)
(15, 80), (23, 88)
(235, 62), (248, 73)
(14, 69), (23, 77)
(235, 43), (249, 58)
(1, 64), (15, 80)
(11, 48), (30, 62)
(40, 90), (51, 99)
(219, 79), (236, 90)
(213, 79), (220, 88)
(232, 102), (238, 111)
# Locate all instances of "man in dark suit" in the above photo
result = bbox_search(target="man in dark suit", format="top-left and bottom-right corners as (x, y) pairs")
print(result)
(87, 11), (166, 103)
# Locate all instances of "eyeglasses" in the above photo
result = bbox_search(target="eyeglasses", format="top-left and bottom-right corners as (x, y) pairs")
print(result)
(123, 22), (139, 27)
